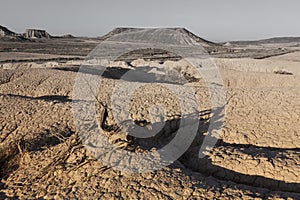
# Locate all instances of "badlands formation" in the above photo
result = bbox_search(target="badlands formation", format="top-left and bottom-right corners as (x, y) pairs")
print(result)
(0, 26), (299, 199)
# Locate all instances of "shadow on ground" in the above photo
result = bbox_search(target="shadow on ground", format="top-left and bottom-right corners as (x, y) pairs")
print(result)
(2, 94), (72, 103)
(97, 104), (300, 195)
(0, 94), (299, 198)
(53, 66), (198, 84)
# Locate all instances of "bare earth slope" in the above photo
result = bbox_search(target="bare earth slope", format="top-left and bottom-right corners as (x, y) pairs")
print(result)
(0, 55), (299, 199)
(0, 28), (299, 198)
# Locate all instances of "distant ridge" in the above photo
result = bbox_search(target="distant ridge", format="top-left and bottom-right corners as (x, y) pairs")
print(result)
(256, 37), (300, 44)
(231, 37), (300, 45)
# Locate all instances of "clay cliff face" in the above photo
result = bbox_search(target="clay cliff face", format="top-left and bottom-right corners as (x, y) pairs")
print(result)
(23, 29), (51, 39)
(0, 25), (52, 40)
(0, 25), (26, 41)
(0, 25), (18, 37)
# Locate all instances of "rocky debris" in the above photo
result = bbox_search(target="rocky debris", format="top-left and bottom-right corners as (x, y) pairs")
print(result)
(23, 29), (51, 39)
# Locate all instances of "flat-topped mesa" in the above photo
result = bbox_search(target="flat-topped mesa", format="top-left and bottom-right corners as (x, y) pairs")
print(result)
(100, 27), (217, 47)
(99, 27), (226, 61)
(23, 29), (52, 39)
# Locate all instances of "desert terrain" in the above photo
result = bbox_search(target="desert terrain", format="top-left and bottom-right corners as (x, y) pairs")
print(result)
(0, 26), (299, 199)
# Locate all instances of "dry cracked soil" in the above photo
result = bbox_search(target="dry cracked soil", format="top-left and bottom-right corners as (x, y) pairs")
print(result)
(0, 39), (299, 199)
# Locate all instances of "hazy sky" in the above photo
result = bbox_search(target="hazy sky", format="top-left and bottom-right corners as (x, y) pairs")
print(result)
(1, 0), (300, 42)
